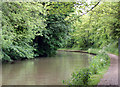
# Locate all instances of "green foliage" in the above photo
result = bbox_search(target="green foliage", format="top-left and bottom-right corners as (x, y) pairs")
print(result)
(2, 2), (76, 61)
(2, 2), (46, 61)
(64, 2), (119, 50)
(63, 68), (91, 86)
(103, 41), (118, 55)
(71, 68), (91, 86)
(64, 50), (110, 86)
(2, 43), (36, 62)
(44, 2), (75, 15)
(34, 2), (75, 57)
(34, 14), (71, 56)
(89, 53), (110, 75)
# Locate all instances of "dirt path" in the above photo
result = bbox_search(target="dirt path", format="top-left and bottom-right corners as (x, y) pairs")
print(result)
(98, 54), (118, 86)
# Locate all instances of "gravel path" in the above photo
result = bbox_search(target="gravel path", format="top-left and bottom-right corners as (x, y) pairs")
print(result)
(97, 54), (119, 86)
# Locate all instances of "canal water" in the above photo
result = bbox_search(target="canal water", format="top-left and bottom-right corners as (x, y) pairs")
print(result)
(2, 51), (92, 85)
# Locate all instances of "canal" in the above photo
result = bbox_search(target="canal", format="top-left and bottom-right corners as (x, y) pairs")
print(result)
(2, 51), (92, 85)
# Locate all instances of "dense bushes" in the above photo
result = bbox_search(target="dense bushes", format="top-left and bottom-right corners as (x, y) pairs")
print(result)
(34, 14), (70, 57)
(33, 2), (75, 57)
(66, 68), (91, 86)
(2, 2), (46, 62)
(89, 53), (110, 75)
(64, 2), (119, 53)
(1, 2), (75, 62)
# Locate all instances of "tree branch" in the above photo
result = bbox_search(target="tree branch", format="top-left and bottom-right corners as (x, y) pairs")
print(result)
(68, 0), (101, 22)
(80, 0), (101, 16)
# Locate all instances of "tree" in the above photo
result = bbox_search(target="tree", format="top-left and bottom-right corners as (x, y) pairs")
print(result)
(65, 2), (119, 49)
(34, 2), (75, 56)
(2, 2), (46, 61)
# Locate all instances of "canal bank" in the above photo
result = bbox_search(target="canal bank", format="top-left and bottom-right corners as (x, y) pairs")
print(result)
(58, 49), (118, 86)
(2, 49), (118, 86)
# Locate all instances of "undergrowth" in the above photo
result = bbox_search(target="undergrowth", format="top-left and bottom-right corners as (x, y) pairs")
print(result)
(63, 49), (110, 86)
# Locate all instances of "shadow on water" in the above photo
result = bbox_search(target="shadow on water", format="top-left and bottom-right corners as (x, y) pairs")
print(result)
(2, 51), (93, 85)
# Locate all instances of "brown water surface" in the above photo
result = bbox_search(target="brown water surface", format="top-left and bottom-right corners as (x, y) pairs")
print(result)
(2, 51), (92, 85)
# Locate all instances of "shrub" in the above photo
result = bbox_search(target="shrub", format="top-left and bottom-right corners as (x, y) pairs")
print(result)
(64, 50), (110, 86)
(64, 68), (91, 86)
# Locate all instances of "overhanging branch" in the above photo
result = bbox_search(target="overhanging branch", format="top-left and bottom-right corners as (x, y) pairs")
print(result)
(69, 0), (101, 22)
(80, 0), (101, 16)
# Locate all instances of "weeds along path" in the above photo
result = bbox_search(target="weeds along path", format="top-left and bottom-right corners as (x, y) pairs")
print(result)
(98, 54), (118, 86)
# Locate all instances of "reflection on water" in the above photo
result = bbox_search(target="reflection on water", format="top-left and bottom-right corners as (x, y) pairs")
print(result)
(2, 51), (92, 85)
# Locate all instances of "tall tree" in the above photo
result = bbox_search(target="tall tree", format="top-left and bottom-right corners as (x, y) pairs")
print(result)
(34, 2), (76, 56)
(2, 2), (46, 61)
(65, 2), (119, 49)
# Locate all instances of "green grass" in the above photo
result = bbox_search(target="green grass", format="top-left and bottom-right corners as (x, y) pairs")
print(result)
(62, 48), (110, 86)
(87, 48), (101, 54)
(104, 42), (118, 56)
(104, 47), (118, 56)
(87, 47), (118, 56)
(59, 42), (118, 56)
(58, 48), (82, 51)
(63, 62), (110, 86)
(89, 64), (110, 85)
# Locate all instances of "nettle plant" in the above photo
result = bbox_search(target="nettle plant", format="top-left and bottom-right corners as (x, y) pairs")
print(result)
(63, 68), (91, 86)
(89, 52), (110, 75)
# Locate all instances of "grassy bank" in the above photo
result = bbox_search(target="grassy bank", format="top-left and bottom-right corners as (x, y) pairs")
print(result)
(59, 45), (118, 56)
(89, 64), (110, 85)
(61, 48), (110, 86)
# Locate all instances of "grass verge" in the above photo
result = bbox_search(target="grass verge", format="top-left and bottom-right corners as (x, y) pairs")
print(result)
(62, 48), (110, 86)
(89, 64), (109, 85)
